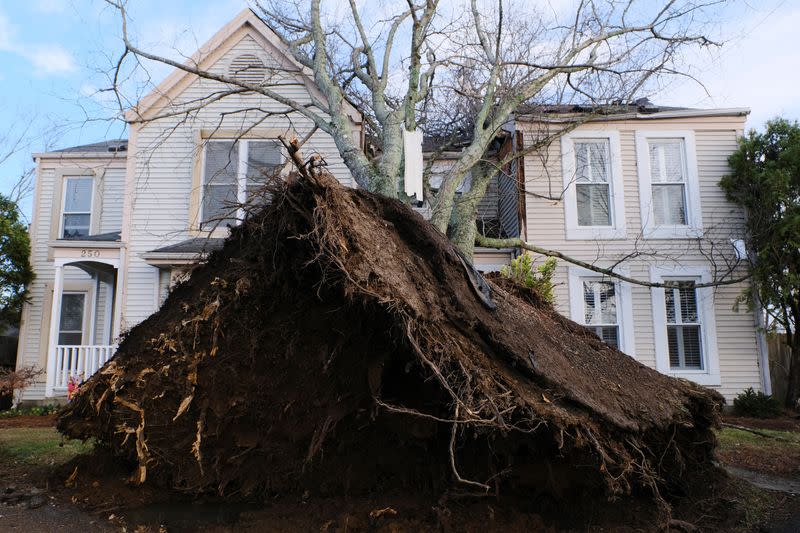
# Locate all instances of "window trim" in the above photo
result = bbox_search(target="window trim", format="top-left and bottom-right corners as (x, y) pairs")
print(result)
(650, 265), (720, 385)
(636, 131), (703, 239)
(58, 175), (95, 240)
(199, 138), (284, 228)
(561, 130), (626, 240)
(190, 128), (293, 236)
(568, 266), (636, 357)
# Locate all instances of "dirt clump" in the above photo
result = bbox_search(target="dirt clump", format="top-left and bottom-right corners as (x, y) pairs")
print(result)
(57, 144), (723, 519)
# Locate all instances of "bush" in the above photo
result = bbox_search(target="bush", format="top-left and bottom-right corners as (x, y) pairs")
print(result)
(500, 254), (557, 304)
(732, 388), (781, 418)
(0, 404), (59, 418)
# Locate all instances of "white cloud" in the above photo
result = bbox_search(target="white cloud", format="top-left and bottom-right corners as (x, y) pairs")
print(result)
(0, 8), (76, 76)
(26, 45), (77, 75)
(34, 0), (68, 14)
(656, 4), (800, 129)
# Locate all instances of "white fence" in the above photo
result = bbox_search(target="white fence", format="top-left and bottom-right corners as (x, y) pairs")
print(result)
(52, 345), (116, 392)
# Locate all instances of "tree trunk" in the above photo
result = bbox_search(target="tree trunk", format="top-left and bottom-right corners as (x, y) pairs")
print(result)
(448, 162), (495, 260)
(786, 332), (800, 408)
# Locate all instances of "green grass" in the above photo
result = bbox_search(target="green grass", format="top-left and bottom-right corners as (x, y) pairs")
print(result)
(716, 427), (800, 448)
(0, 427), (93, 466)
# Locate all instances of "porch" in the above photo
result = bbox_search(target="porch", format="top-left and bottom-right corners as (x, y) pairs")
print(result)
(44, 238), (124, 397)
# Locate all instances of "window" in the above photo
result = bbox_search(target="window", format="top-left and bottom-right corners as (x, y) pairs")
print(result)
(575, 140), (611, 226)
(665, 282), (703, 369)
(582, 279), (619, 348)
(651, 266), (719, 385)
(201, 139), (283, 226)
(58, 292), (85, 345)
(636, 131), (702, 239)
(568, 267), (635, 356)
(561, 131), (626, 240)
(649, 139), (687, 225)
(61, 177), (93, 239)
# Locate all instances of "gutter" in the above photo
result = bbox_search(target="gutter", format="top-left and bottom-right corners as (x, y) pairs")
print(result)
(518, 108), (751, 124)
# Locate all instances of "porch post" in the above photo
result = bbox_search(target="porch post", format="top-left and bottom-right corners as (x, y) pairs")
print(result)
(111, 249), (126, 342)
(45, 264), (64, 398)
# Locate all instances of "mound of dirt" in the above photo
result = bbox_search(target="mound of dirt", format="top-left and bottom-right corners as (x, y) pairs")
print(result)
(58, 143), (723, 511)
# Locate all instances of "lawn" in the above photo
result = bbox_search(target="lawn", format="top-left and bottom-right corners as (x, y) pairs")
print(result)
(0, 426), (93, 468)
(716, 425), (800, 478)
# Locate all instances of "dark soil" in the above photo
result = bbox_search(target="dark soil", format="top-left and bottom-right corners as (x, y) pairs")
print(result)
(0, 414), (57, 428)
(58, 156), (724, 527)
(723, 414), (800, 432)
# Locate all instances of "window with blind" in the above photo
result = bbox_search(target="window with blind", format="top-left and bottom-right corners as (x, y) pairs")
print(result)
(665, 281), (703, 370)
(61, 177), (93, 239)
(582, 279), (619, 348)
(201, 139), (283, 226)
(58, 292), (85, 345)
(648, 139), (687, 225)
(574, 140), (612, 226)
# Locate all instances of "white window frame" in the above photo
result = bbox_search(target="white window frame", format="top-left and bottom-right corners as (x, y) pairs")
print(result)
(568, 266), (635, 357)
(200, 139), (284, 226)
(561, 130), (626, 240)
(650, 265), (720, 386)
(59, 176), (95, 239)
(636, 131), (702, 239)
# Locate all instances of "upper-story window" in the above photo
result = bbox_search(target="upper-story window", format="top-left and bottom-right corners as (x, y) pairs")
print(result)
(201, 139), (282, 227)
(636, 131), (702, 239)
(561, 131), (626, 240)
(61, 177), (94, 239)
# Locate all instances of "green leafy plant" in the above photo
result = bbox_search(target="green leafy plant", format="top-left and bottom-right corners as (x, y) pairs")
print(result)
(0, 193), (34, 331)
(500, 254), (557, 304)
(0, 404), (59, 419)
(732, 388), (782, 418)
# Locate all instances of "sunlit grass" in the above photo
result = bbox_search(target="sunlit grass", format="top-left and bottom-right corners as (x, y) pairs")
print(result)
(0, 427), (93, 466)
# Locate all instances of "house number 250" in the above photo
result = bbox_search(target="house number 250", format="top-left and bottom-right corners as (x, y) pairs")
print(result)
(80, 249), (101, 258)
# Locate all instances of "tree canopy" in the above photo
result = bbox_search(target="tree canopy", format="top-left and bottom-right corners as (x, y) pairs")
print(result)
(720, 118), (800, 406)
(0, 194), (34, 332)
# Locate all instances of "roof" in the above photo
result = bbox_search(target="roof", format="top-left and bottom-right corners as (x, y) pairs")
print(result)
(516, 98), (749, 122)
(52, 140), (128, 154)
(58, 231), (121, 242)
(148, 238), (226, 255)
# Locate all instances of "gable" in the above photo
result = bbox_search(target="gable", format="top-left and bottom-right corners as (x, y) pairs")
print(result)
(127, 9), (360, 125)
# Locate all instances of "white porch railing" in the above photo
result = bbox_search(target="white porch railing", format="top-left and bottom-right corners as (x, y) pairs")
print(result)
(52, 345), (117, 392)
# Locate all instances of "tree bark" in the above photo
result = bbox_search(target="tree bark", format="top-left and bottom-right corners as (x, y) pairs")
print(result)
(786, 324), (800, 408)
(449, 162), (495, 259)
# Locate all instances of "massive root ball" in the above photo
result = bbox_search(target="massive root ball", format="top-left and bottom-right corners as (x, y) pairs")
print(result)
(58, 165), (722, 502)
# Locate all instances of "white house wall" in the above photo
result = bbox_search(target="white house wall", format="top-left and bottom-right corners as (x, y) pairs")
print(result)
(16, 157), (126, 400)
(122, 33), (355, 328)
(520, 115), (760, 401)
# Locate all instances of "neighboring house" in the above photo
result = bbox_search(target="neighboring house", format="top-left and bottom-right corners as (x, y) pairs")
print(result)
(15, 10), (767, 403)
(516, 103), (770, 401)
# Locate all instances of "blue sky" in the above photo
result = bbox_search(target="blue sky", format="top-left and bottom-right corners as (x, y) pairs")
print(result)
(1, 0), (798, 217)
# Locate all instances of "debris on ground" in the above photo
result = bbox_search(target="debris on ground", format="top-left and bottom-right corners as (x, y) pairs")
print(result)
(58, 141), (723, 518)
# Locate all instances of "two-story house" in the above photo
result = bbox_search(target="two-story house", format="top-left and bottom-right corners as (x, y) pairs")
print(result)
(14, 10), (769, 403)
(517, 103), (771, 401)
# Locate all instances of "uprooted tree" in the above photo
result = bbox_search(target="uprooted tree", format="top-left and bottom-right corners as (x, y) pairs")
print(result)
(59, 144), (723, 516)
(102, 0), (727, 259)
(721, 118), (800, 408)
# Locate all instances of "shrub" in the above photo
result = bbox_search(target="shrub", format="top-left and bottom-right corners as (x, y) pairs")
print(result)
(0, 404), (59, 418)
(732, 388), (782, 418)
(500, 254), (557, 304)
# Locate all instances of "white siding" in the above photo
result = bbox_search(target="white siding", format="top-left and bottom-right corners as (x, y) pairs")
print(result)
(520, 116), (760, 401)
(122, 33), (355, 327)
(16, 157), (125, 400)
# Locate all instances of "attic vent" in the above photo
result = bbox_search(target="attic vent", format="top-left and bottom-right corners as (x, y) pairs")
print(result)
(228, 54), (267, 85)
